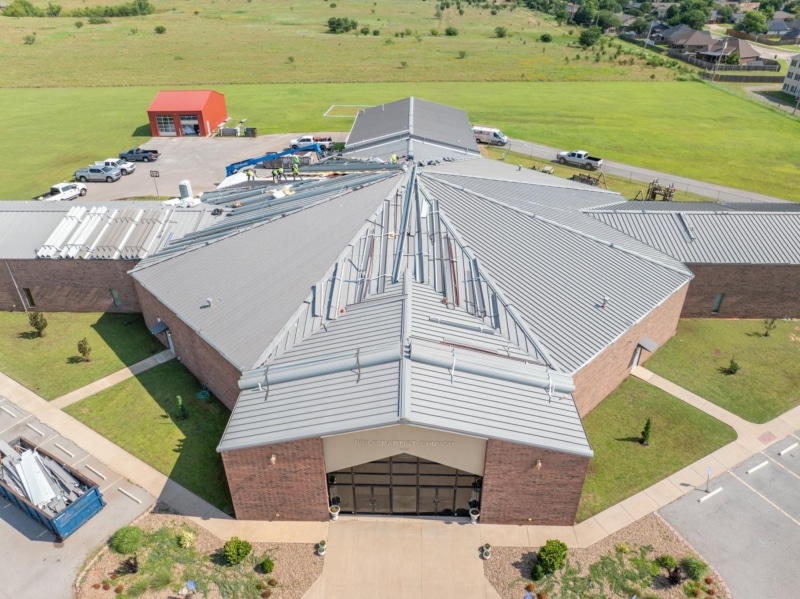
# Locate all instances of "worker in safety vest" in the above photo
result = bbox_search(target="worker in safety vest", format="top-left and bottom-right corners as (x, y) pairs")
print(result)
(292, 163), (300, 180)
(278, 166), (286, 181)
(271, 169), (278, 183)
(246, 168), (254, 181)
(390, 154), (398, 164)
(292, 155), (300, 167)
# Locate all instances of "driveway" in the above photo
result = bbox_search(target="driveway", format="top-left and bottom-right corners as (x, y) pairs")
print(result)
(79, 133), (346, 202)
(0, 396), (153, 599)
(660, 431), (800, 599)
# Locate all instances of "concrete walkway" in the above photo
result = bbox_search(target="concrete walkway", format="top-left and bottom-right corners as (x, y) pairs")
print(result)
(51, 349), (176, 409)
(506, 138), (791, 204)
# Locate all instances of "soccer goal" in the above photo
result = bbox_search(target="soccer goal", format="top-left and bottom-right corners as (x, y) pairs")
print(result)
(323, 104), (373, 118)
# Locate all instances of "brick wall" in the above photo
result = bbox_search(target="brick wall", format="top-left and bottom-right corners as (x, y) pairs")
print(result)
(135, 282), (242, 410)
(682, 264), (800, 319)
(572, 282), (689, 417)
(480, 440), (589, 525)
(221, 438), (329, 521)
(0, 259), (140, 312)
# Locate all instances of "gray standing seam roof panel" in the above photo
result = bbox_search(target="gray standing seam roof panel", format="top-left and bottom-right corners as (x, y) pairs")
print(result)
(131, 175), (402, 370)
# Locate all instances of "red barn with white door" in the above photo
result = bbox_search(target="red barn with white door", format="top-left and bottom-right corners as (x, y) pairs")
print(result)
(147, 90), (227, 137)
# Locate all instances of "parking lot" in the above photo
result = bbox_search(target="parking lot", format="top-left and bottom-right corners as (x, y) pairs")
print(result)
(0, 396), (153, 599)
(660, 430), (800, 599)
(77, 132), (346, 202)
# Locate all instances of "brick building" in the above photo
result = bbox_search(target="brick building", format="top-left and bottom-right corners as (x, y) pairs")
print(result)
(147, 90), (228, 138)
(2, 98), (799, 525)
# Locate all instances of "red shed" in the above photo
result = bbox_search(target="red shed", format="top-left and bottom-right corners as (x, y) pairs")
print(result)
(147, 90), (227, 137)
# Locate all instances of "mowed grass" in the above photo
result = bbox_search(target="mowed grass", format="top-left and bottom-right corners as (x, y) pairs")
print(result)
(0, 0), (682, 87)
(646, 319), (800, 423)
(0, 312), (164, 399)
(64, 360), (233, 514)
(483, 146), (713, 202)
(2, 81), (799, 201)
(577, 376), (736, 522)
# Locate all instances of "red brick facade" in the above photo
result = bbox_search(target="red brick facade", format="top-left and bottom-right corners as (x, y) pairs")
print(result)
(135, 282), (242, 410)
(221, 438), (329, 521)
(572, 282), (689, 417)
(480, 440), (590, 525)
(0, 259), (140, 313)
(681, 264), (800, 319)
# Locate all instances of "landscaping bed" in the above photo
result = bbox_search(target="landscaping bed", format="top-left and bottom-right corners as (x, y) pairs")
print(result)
(484, 513), (730, 599)
(75, 507), (322, 599)
(0, 312), (164, 400)
(646, 319), (800, 423)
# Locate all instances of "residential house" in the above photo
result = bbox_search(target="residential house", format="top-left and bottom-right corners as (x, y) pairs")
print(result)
(655, 22), (694, 43)
(782, 54), (800, 99)
(670, 29), (716, 54)
(766, 18), (790, 35)
(653, 2), (677, 18)
(772, 10), (795, 23)
(697, 37), (761, 64)
(782, 27), (800, 43)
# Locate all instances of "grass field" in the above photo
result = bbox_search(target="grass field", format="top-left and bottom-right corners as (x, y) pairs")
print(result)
(645, 319), (800, 424)
(65, 360), (233, 514)
(2, 81), (800, 201)
(577, 376), (737, 522)
(0, 312), (164, 400)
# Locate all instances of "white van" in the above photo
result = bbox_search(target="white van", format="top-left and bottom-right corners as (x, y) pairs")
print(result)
(472, 126), (508, 146)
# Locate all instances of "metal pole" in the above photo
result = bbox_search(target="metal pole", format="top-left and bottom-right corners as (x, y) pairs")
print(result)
(793, 94), (800, 116)
(153, 178), (160, 198)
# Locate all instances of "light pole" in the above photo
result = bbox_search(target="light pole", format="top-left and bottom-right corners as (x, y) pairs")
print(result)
(713, 36), (729, 79)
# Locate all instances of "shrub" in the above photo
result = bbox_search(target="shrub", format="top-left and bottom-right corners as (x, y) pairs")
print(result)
(130, 27), (138, 34)
(329, 2), (336, 6)
(680, 556), (708, 581)
(373, 29), (380, 35)
(539, 33), (552, 42)
(495, 26), (507, 37)
(148, 570), (172, 591)
(684, 580), (703, 597)
(223, 536), (252, 566)
(763, 318), (778, 337)
(268, 578), (278, 586)
(531, 539), (568, 580)
(458, 50), (466, 58)
(75, 20), (83, 28)
(28, 312), (47, 336)
(656, 554), (677, 570)
(154, 25), (166, 34)
(360, 26), (370, 35)
(400, 60), (408, 68)
(110, 526), (144, 554)
(88, 15), (110, 23)
(23, 34), (36, 45)
(615, 543), (630, 554)
(178, 529), (195, 549)
(640, 417), (651, 446)
(261, 556), (275, 574)
(445, 26), (458, 36)
(175, 395), (188, 421)
(327, 16), (357, 33)
(261, 591), (272, 598)
(579, 26), (601, 48)
(723, 357), (740, 375)
(430, 28), (439, 36)
(78, 337), (92, 362)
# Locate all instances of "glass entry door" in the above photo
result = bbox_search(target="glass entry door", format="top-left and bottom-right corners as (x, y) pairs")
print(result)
(327, 453), (481, 517)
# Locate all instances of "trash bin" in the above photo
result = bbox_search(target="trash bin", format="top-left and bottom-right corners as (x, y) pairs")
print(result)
(244, 127), (257, 138)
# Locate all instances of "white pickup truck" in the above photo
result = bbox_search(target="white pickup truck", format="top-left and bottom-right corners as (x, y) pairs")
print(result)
(556, 150), (604, 171)
(94, 158), (135, 175)
(290, 135), (334, 150)
(33, 182), (87, 202)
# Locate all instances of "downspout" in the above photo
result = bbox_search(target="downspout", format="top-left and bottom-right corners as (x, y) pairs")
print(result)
(5, 260), (28, 312)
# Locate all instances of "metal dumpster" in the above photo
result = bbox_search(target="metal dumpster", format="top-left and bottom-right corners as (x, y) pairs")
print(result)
(0, 437), (105, 541)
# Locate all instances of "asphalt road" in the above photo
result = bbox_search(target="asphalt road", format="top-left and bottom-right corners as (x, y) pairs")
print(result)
(504, 138), (790, 204)
(661, 431), (800, 599)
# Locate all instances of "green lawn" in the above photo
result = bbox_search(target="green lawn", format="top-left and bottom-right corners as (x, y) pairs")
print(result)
(484, 147), (713, 202)
(0, 312), (164, 400)
(64, 360), (233, 514)
(645, 319), (800, 424)
(577, 376), (736, 522)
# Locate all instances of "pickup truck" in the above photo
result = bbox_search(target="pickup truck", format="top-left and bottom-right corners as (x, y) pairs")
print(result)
(119, 148), (160, 162)
(74, 165), (122, 183)
(290, 135), (333, 150)
(95, 158), (135, 175)
(33, 182), (87, 202)
(556, 150), (603, 171)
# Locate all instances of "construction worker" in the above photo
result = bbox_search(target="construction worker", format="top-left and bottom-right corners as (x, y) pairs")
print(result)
(390, 154), (398, 164)
(278, 166), (286, 182)
(292, 155), (300, 168)
(246, 168), (254, 181)
(292, 163), (300, 180)
(271, 168), (279, 184)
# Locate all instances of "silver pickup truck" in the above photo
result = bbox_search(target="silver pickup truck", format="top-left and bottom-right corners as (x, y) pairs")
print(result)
(556, 150), (604, 171)
(74, 165), (122, 183)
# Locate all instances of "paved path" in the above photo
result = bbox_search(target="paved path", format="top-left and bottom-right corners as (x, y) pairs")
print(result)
(51, 349), (175, 409)
(505, 138), (791, 204)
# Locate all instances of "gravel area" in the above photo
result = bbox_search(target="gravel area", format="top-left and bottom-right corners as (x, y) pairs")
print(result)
(75, 507), (322, 599)
(484, 513), (730, 599)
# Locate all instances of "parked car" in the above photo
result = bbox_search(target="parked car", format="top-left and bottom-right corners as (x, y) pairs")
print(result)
(119, 148), (160, 162)
(290, 135), (334, 150)
(94, 158), (135, 175)
(556, 150), (604, 171)
(472, 126), (508, 146)
(32, 182), (87, 202)
(74, 165), (122, 182)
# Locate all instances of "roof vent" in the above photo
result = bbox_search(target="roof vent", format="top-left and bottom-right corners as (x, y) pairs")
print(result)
(206, 297), (213, 308)
(600, 296), (609, 309)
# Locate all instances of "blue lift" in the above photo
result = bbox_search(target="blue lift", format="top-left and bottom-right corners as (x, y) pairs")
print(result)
(225, 144), (326, 177)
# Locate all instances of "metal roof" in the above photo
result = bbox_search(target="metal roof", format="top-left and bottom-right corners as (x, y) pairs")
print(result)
(426, 182), (693, 373)
(344, 97), (480, 162)
(587, 201), (800, 213)
(131, 174), (404, 370)
(589, 209), (800, 264)
(147, 90), (221, 113)
(219, 275), (591, 457)
(0, 209), (68, 258)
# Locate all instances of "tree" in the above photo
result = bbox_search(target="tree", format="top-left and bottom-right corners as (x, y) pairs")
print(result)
(445, 26), (458, 36)
(554, 6), (569, 23)
(640, 417), (651, 446)
(724, 50), (739, 64)
(681, 8), (708, 29)
(77, 337), (92, 362)
(579, 26), (602, 48)
(763, 318), (778, 337)
(495, 26), (508, 37)
(46, 2), (61, 16)
(596, 9), (621, 29)
(736, 10), (767, 34)
(175, 395), (188, 420)
(630, 17), (652, 35)
(28, 312), (47, 337)
(573, 2), (598, 26)
(717, 4), (735, 23)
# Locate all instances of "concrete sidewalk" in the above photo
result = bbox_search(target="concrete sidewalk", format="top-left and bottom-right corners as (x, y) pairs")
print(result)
(51, 349), (175, 409)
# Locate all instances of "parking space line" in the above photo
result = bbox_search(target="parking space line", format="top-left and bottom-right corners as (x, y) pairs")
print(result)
(746, 460), (769, 474)
(698, 487), (723, 502)
(779, 442), (798, 456)
(730, 471), (800, 528)
(765, 453), (800, 482)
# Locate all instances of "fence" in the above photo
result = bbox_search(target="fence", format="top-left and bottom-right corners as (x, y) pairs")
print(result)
(667, 50), (780, 72)
(701, 72), (785, 83)
(726, 28), (800, 47)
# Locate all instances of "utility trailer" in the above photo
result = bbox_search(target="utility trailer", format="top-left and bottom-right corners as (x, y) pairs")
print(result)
(0, 437), (105, 541)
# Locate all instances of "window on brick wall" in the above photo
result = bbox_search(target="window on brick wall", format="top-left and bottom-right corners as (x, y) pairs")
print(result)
(23, 288), (35, 307)
(712, 293), (724, 314)
(110, 289), (122, 308)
